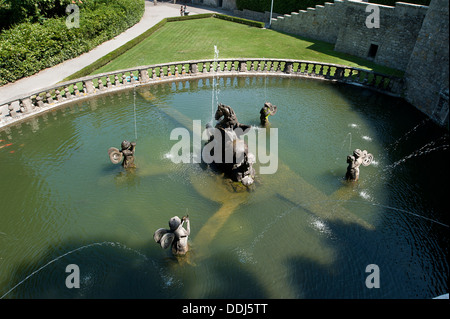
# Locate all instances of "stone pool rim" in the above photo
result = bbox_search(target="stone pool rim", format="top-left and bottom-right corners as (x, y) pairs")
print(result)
(0, 58), (404, 131)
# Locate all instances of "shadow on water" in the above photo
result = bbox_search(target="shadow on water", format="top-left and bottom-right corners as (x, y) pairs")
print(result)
(330, 81), (450, 219)
(1, 238), (268, 299)
(2, 76), (448, 300)
(271, 81), (450, 298)
(285, 213), (449, 299)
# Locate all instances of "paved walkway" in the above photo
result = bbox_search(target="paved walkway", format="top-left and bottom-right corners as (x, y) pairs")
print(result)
(0, 1), (232, 106)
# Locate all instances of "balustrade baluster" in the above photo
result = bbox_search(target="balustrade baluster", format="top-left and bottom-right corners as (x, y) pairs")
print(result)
(190, 63), (198, 75)
(55, 89), (63, 102)
(20, 98), (34, 113)
(284, 62), (293, 74)
(269, 62), (275, 72)
(65, 87), (72, 99)
(276, 62), (282, 72)
(239, 61), (247, 72)
(84, 80), (94, 93)
(334, 67), (344, 79)
(35, 95), (44, 108)
(8, 103), (18, 118)
(263, 61), (268, 72)
(46, 92), (54, 104)
(140, 69), (150, 83)
(315, 64), (322, 76)
(0, 59), (405, 129)
(255, 61), (261, 72)
(321, 65), (329, 77)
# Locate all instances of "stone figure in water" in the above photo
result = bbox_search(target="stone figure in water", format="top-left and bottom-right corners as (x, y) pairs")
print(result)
(108, 140), (136, 169)
(215, 103), (251, 132)
(154, 215), (190, 256)
(232, 151), (256, 187)
(260, 102), (277, 126)
(205, 104), (256, 187)
(345, 149), (373, 181)
(120, 140), (136, 168)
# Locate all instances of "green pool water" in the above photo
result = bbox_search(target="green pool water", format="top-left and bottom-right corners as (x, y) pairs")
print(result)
(0, 76), (448, 299)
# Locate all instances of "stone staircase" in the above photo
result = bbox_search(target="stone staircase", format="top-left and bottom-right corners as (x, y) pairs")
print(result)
(270, 0), (347, 43)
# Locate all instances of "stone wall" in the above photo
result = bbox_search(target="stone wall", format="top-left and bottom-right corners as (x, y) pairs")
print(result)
(191, 0), (281, 22)
(270, 0), (448, 127)
(270, 0), (346, 44)
(335, 1), (427, 71)
(222, 0), (237, 11)
(191, 0), (236, 10)
(198, 0), (218, 7)
(232, 9), (282, 23)
(270, 0), (428, 71)
(404, 0), (449, 126)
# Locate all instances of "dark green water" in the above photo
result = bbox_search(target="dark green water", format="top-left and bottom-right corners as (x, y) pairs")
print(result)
(0, 76), (448, 299)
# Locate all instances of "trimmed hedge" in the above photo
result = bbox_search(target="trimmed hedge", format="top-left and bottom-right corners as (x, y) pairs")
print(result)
(214, 13), (265, 28)
(236, 0), (431, 14)
(164, 13), (265, 28)
(0, 0), (145, 86)
(64, 14), (265, 81)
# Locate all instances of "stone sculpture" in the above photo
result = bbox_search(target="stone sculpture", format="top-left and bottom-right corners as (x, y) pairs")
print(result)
(260, 102), (277, 126)
(214, 103), (251, 132)
(205, 104), (256, 187)
(108, 140), (136, 168)
(345, 149), (373, 181)
(154, 215), (190, 256)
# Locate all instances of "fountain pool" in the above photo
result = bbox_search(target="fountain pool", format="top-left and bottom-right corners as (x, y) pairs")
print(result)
(0, 75), (448, 298)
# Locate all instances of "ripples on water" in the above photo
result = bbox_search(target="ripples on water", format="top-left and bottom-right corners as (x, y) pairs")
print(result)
(0, 77), (448, 299)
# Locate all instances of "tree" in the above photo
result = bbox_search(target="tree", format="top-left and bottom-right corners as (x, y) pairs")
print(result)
(6, 0), (72, 22)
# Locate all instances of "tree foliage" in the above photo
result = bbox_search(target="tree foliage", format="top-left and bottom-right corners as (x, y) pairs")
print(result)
(0, 0), (130, 30)
(0, 0), (145, 85)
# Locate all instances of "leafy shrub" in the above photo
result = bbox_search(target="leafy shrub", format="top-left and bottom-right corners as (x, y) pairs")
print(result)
(1, 0), (74, 30)
(0, 0), (130, 30)
(0, 0), (144, 85)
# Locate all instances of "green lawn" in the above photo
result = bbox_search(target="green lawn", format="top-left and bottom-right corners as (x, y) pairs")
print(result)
(92, 17), (403, 77)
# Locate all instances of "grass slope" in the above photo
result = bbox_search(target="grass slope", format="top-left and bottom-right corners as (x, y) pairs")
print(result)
(92, 17), (403, 77)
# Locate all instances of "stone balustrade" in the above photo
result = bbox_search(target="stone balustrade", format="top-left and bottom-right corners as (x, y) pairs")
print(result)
(0, 58), (404, 129)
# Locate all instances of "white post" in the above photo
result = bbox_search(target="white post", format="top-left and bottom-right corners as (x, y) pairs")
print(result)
(269, 0), (274, 28)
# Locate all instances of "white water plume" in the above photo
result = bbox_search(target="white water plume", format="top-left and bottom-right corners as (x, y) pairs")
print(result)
(384, 135), (449, 171)
(210, 45), (220, 125)
(0, 241), (147, 299)
(387, 118), (430, 152)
